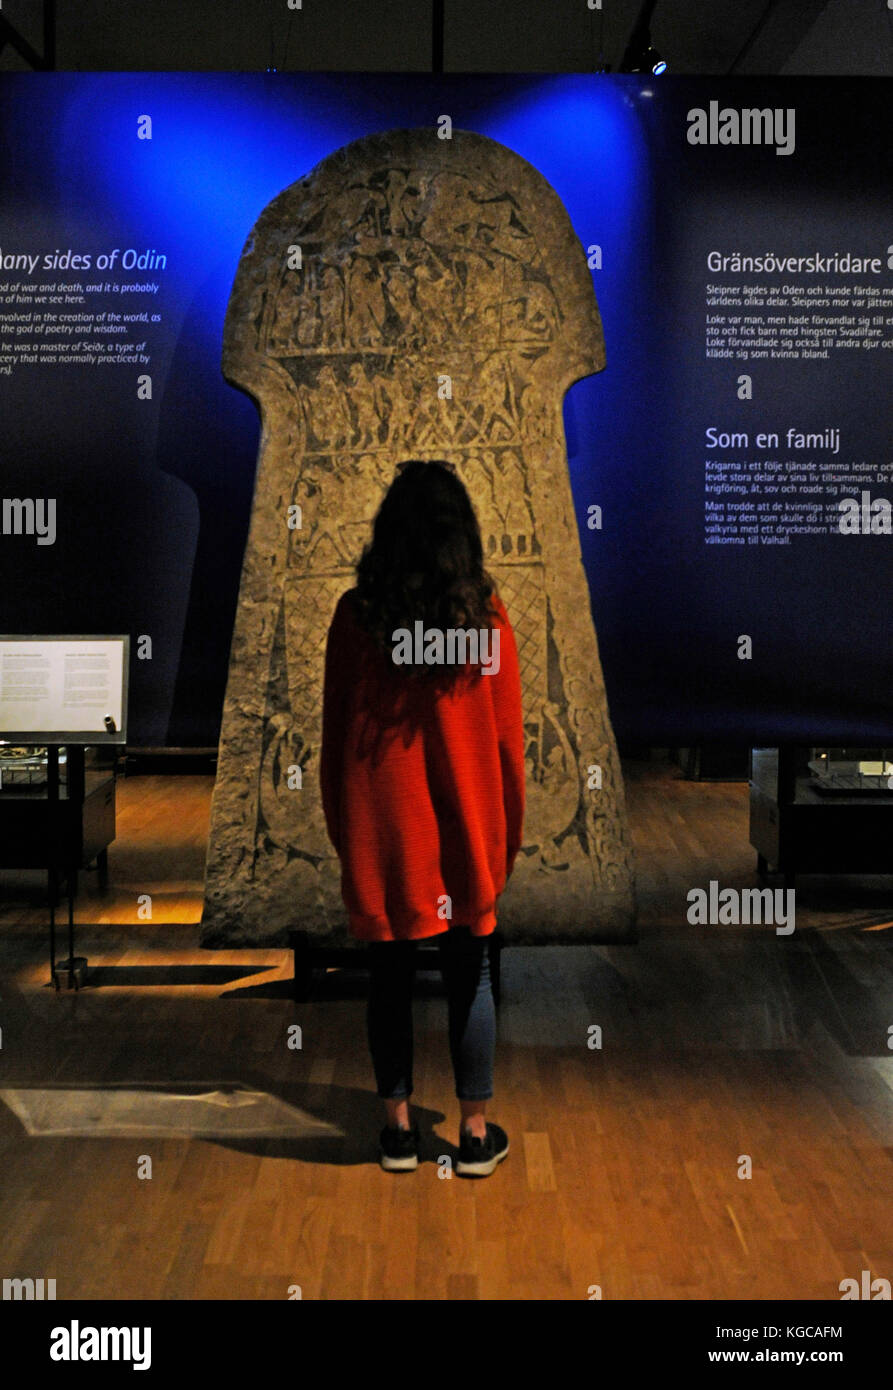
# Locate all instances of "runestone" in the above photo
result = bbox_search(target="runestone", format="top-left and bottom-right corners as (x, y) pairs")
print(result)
(202, 128), (636, 946)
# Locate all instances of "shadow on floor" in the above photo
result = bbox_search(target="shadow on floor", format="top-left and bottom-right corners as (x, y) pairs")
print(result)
(217, 1082), (456, 1166)
(0, 1078), (452, 1167)
(226, 966), (448, 1002)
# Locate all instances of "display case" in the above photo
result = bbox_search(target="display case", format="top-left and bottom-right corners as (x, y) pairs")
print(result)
(749, 746), (893, 886)
(0, 743), (117, 891)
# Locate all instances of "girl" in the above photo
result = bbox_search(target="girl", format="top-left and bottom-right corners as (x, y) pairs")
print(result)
(320, 459), (525, 1176)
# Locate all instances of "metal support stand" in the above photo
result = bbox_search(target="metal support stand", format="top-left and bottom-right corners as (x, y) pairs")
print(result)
(47, 747), (85, 990)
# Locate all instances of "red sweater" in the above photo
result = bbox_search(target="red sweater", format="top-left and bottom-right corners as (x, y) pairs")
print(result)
(319, 587), (525, 942)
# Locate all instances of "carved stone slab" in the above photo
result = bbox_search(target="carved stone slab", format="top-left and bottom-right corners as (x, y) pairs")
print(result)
(201, 128), (636, 946)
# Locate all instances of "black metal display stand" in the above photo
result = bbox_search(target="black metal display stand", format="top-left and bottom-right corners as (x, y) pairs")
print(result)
(46, 745), (84, 990)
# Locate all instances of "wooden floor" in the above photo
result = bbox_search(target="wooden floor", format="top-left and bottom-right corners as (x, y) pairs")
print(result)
(1, 758), (891, 1300)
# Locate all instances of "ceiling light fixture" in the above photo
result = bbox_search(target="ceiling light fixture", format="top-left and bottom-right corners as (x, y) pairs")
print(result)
(620, 1), (668, 75)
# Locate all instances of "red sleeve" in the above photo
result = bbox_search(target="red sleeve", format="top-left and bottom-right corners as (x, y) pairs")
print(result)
(319, 591), (352, 856)
(490, 596), (526, 879)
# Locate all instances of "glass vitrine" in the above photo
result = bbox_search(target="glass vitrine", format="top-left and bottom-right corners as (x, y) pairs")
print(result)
(0, 743), (117, 889)
(749, 746), (893, 885)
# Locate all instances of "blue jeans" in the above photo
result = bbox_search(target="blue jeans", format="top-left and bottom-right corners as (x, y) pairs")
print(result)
(366, 926), (495, 1102)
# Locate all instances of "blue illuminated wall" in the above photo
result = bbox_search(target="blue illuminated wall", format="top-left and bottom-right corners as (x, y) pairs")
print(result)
(0, 75), (891, 745)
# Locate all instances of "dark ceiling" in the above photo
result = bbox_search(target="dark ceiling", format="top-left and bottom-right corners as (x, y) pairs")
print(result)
(0, 0), (892, 73)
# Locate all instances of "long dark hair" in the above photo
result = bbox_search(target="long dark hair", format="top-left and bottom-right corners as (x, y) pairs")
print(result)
(354, 460), (498, 677)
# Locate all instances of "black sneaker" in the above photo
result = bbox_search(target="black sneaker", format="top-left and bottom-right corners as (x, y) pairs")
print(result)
(455, 1122), (509, 1178)
(378, 1122), (420, 1172)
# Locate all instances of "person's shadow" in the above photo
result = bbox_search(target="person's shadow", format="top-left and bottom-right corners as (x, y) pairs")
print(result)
(215, 1078), (455, 1167)
(215, 969), (460, 1166)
